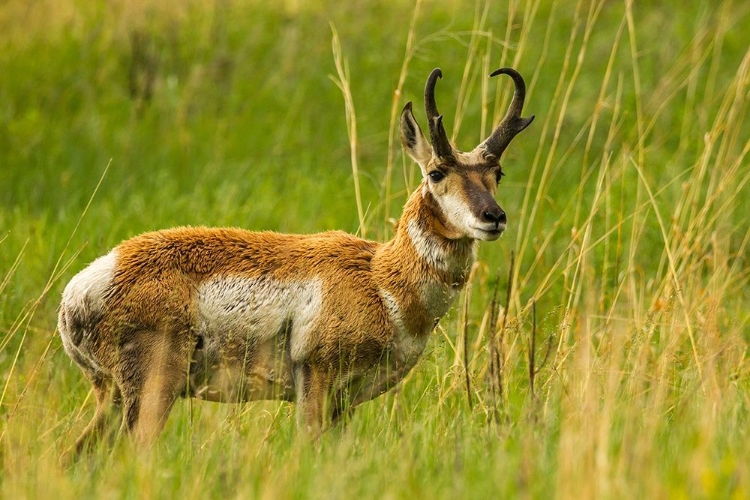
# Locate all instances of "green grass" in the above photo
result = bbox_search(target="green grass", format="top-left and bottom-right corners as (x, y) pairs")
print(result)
(1, 0), (749, 497)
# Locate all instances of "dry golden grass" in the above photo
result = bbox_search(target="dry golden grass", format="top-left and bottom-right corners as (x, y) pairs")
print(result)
(1, 0), (748, 497)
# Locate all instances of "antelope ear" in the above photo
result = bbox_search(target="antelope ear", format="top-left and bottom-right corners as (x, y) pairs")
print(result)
(400, 102), (432, 174)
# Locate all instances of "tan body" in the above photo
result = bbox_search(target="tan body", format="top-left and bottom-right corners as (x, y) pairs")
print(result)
(58, 67), (533, 458)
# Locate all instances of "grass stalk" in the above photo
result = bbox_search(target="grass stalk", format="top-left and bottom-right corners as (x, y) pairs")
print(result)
(330, 24), (366, 238)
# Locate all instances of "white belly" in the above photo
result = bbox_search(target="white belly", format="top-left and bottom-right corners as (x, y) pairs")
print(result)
(188, 275), (323, 402)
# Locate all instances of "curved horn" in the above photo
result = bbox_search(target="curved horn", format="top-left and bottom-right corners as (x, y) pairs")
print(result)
(424, 68), (453, 158)
(480, 67), (535, 159)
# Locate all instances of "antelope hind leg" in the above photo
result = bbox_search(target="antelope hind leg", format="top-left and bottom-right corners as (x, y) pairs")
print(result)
(61, 374), (122, 466)
(115, 330), (191, 446)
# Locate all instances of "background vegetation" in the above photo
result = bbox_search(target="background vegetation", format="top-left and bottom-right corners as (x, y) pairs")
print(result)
(1, 0), (748, 497)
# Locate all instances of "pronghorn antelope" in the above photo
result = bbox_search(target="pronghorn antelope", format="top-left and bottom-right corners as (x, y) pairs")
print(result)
(58, 67), (533, 457)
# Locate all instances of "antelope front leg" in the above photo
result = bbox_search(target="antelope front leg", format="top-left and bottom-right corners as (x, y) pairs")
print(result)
(293, 363), (334, 436)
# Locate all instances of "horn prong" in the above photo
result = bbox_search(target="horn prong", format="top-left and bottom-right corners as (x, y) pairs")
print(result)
(481, 67), (534, 159)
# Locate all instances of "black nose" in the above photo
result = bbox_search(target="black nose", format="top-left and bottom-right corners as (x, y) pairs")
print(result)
(482, 207), (506, 225)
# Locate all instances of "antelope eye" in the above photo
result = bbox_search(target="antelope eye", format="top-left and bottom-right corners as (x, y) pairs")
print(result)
(495, 168), (505, 184)
(428, 170), (445, 183)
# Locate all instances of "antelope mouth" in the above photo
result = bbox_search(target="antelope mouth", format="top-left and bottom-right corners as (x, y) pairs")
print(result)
(473, 224), (506, 240)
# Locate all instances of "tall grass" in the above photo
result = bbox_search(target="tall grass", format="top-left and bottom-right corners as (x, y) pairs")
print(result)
(1, 0), (748, 498)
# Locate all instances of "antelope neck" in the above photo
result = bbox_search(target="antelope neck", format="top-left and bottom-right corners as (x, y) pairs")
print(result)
(373, 186), (476, 300)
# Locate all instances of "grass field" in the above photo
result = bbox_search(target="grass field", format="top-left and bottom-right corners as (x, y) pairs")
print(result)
(1, 0), (749, 497)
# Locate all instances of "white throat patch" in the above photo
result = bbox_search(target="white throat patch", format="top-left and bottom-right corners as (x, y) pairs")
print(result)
(405, 219), (475, 273)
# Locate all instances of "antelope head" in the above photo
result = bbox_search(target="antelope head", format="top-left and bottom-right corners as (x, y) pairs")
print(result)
(400, 67), (534, 241)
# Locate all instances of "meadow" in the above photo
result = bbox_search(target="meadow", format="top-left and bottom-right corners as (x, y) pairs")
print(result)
(1, 0), (748, 497)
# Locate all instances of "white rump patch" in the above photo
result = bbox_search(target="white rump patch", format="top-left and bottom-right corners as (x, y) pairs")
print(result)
(61, 250), (117, 321)
(58, 250), (118, 374)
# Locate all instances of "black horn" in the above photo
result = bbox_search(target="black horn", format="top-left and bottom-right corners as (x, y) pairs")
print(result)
(424, 68), (453, 158)
(481, 68), (534, 159)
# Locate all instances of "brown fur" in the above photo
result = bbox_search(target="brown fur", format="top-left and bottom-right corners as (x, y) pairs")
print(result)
(58, 67), (532, 460)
